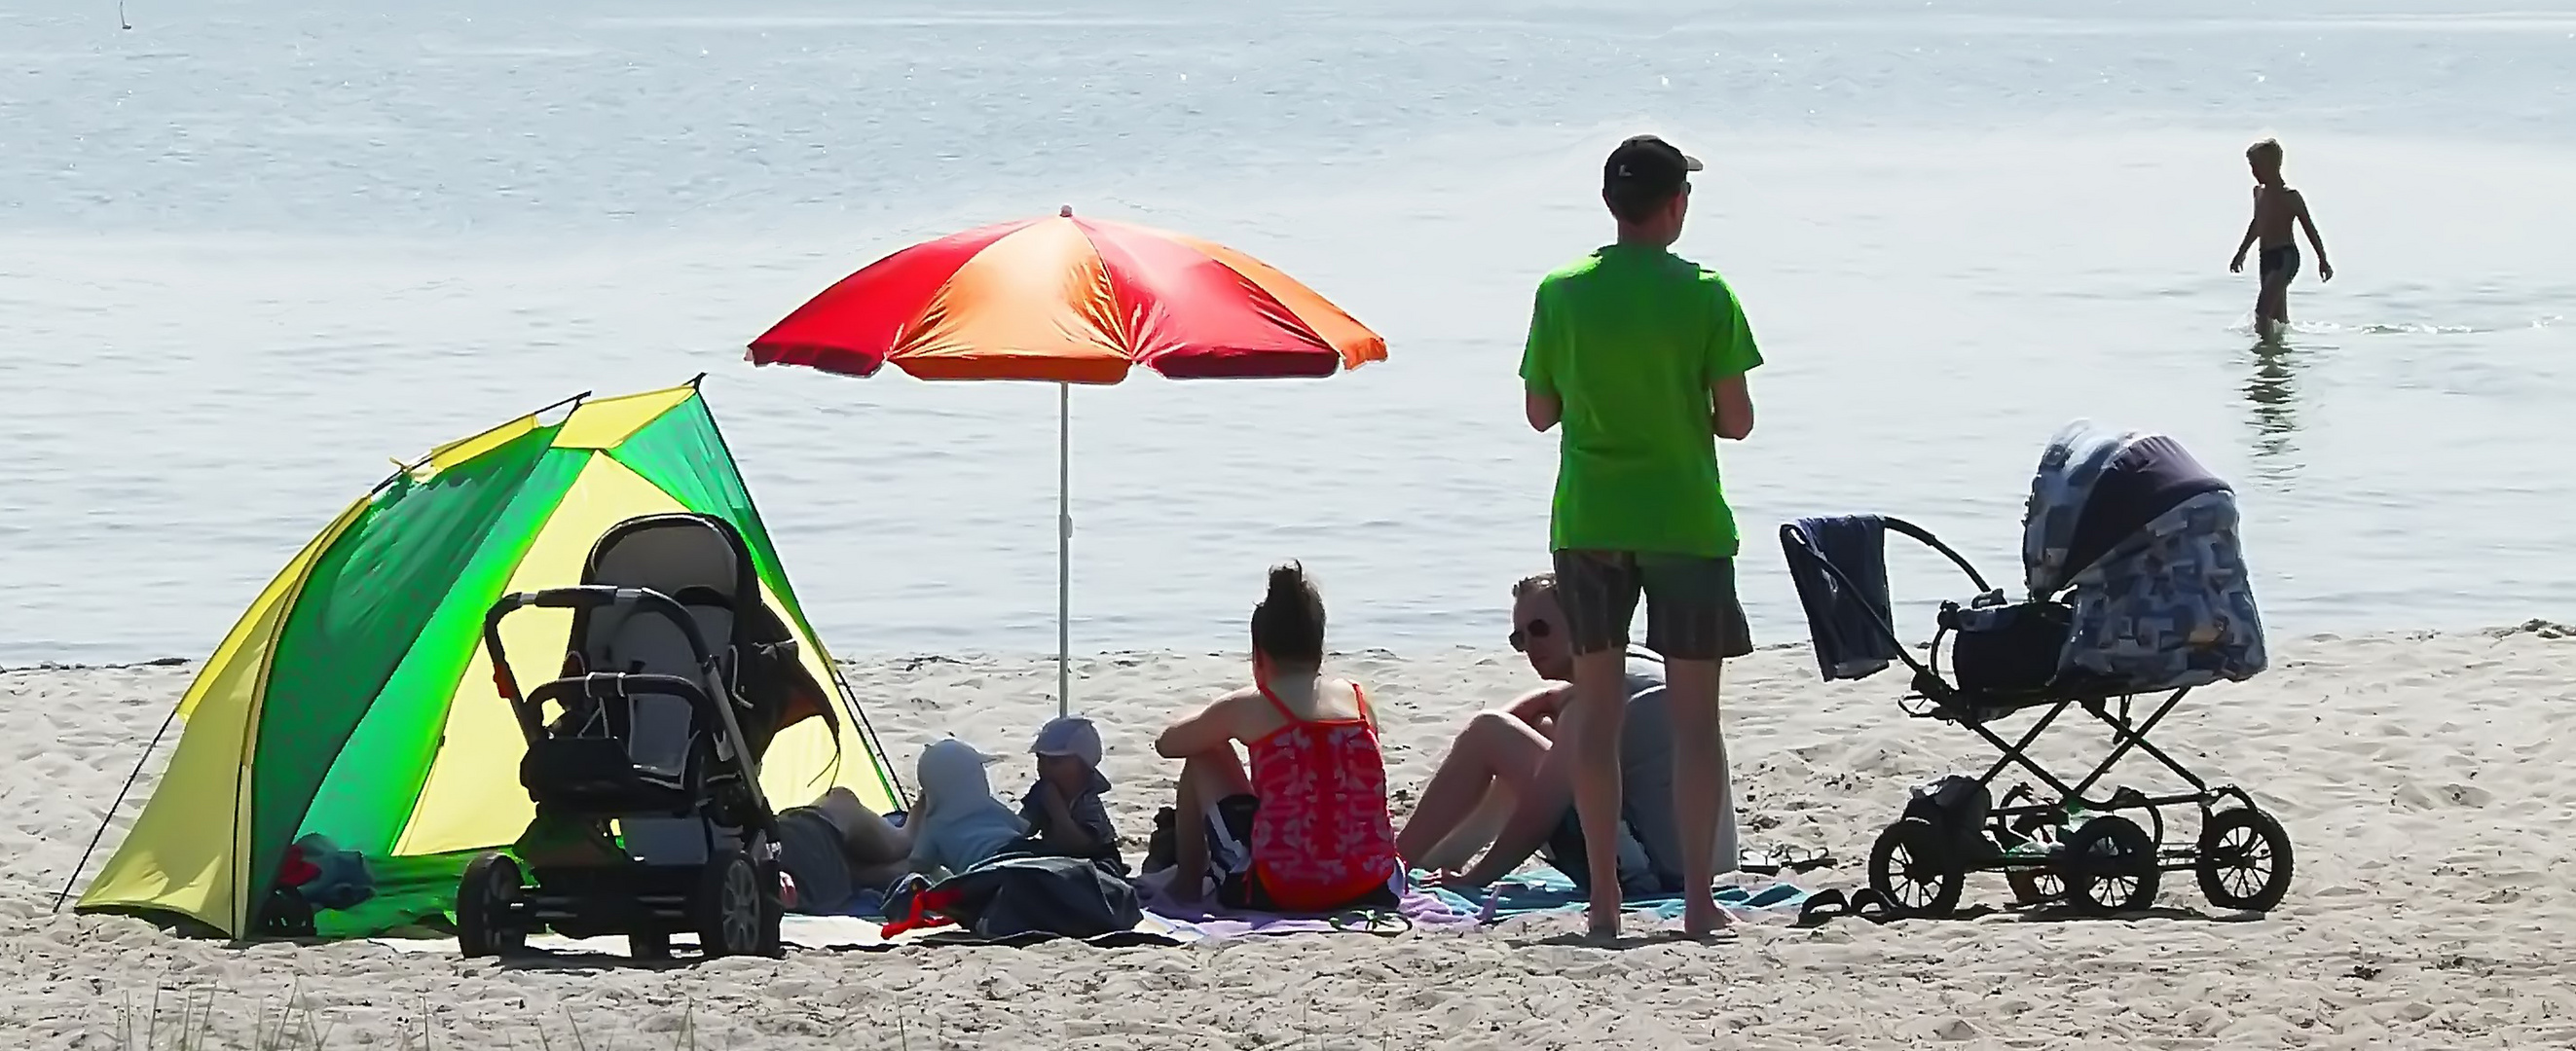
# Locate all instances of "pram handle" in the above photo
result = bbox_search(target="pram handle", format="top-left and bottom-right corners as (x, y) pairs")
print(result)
(481, 586), (725, 741)
(1876, 516), (1997, 598)
(1780, 515), (2004, 716)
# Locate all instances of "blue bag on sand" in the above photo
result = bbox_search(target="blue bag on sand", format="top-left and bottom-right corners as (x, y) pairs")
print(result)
(292, 834), (377, 911)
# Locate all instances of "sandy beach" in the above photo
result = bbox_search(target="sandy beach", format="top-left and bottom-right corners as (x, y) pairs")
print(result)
(8, 623), (2574, 1049)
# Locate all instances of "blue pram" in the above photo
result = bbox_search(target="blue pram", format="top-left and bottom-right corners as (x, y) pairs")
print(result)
(1781, 421), (2294, 918)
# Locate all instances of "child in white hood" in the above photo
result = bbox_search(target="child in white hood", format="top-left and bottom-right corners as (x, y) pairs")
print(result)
(905, 738), (1027, 878)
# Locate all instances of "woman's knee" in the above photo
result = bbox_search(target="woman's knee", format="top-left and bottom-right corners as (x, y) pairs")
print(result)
(1179, 748), (1250, 797)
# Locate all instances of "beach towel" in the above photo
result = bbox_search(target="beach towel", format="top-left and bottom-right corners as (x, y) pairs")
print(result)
(1422, 869), (1815, 924)
(1782, 515), (1903, 680)
(1134, 869), (1479, 939)
(371, 913), (1195, 956)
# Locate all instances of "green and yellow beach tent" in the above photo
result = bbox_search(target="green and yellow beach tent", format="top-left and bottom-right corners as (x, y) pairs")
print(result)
(77, 380), (900, 938)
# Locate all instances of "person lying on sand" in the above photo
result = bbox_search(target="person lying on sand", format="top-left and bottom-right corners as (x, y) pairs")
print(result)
(773, 786), (914, 915)
(773, 737), (1029, 913)
(1397, 571), (1740, 896)
(1147, 562), (1404, 912)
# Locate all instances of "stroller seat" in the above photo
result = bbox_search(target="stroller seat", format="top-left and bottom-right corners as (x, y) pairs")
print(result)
(1779, 420), (2294, 921)
(527, 515), (754, 809)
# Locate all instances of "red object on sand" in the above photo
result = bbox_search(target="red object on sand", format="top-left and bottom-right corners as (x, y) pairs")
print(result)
(277, 846), (320, 888)
(878, 888), (965, 939)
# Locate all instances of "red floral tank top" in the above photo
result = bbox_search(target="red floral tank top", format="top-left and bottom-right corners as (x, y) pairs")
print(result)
(1245, 679), (1400, 912)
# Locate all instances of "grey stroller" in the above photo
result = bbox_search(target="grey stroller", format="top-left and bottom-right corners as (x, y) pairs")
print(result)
(1781, 420), (2294, 918)
(456, 513), (810, 960)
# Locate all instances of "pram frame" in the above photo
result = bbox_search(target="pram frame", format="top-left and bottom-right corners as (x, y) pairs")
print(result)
(1783, 515), (2292, 917)
(453, 517), (791, 960)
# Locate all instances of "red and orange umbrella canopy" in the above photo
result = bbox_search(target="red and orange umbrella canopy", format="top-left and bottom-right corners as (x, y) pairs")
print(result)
(747, 210), (1386, 384)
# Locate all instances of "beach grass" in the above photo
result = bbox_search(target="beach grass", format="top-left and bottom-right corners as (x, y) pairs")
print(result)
(95, 986), (714, 1051)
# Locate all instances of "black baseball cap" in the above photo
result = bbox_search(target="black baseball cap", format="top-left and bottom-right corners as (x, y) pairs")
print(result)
(1602, 134), (1703, 199)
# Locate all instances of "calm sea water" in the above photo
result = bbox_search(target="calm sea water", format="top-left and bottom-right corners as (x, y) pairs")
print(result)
(3, 1), (2570, 665)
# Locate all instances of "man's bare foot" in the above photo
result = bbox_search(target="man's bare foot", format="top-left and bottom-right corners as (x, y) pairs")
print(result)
(1585, 899), (1621, 941)
(1167, 866), (1208, 902)
(1682, 899), (1735, 938)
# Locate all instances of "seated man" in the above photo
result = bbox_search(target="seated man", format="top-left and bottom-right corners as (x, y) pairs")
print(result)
(1398, 572), (1740, 894)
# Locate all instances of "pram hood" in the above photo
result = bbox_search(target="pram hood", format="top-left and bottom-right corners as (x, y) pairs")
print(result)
(2021, 419), (2232, 598)
(2022, 421), (2267, 693)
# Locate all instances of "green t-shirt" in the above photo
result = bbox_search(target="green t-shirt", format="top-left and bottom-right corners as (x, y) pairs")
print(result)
(1520, 243), (1763, 558)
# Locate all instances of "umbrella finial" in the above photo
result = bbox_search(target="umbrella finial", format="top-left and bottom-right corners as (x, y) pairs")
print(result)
(1059, 204), (1074, 218)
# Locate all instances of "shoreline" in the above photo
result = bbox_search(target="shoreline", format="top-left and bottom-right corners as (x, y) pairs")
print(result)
(10, 616), (2568, 675)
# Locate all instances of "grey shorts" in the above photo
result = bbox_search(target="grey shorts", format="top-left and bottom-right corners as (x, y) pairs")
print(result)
(1550, 550), (1753, 661)
(776, 807), (854, 915)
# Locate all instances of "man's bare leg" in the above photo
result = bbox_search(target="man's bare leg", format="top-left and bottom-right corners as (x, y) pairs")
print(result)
(1397, 711), (1550, 866)
(1664, 657), (1731, 936)
(1566, 647), (1632, 937)
(806, 786), (914, 888)
(1170, 747), (1251, 900)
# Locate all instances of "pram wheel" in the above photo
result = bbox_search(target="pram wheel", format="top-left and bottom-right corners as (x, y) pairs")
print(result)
(630, 931), (672, 960)
(2063, 815), (2158, 915)
(1867, 819), (1964, 919)
(693, 852), (777, 959)
(757, 857), (788, 957)
(456, 852), (528, 958)
(2195, 807), (2294, 913)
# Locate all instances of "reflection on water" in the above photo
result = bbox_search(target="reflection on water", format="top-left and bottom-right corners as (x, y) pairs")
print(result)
(2243, 338), (2302, 478)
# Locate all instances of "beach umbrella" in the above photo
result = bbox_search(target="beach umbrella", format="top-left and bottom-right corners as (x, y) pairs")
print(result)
(747, 206), (1385, 715)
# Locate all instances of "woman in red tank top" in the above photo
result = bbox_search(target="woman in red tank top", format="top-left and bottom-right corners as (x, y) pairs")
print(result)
(1151, 562), (1402, 912)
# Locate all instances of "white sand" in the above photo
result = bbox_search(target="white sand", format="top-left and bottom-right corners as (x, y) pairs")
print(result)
(7, 624), (2576, 1049)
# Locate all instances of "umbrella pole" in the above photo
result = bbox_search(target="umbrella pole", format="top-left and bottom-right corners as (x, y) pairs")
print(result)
(1057, 381), (1071, 718)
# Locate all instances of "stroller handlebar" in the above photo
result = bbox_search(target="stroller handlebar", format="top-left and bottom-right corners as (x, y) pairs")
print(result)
(1877, 516), (1998, 597)
(480, 586), (722, 724)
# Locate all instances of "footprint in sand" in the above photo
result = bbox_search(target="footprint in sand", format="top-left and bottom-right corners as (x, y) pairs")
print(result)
(2394, 780), (2494, 810)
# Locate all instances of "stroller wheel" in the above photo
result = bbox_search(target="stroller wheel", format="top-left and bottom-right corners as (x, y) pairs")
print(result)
(457, 852), (527, 958)
(2195, 807), (2294, 913)
(1867, 819), (1964, 919)
(693, 852), (768, 959)
(2063, 815), (2158, 915)
(755, 857), (788, 958)
(630, 930), (672, 960)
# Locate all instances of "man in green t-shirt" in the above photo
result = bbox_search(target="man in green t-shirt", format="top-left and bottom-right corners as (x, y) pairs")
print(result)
(1519, 133), (1762, 939)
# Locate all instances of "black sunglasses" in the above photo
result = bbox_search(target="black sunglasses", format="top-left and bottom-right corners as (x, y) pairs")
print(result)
(1508, 620), (1552, 652)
